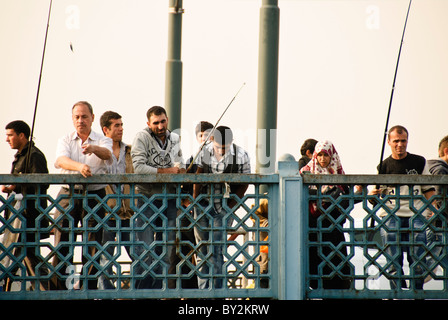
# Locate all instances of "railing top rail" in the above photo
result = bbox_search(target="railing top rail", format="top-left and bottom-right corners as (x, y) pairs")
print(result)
(0, 173), (279, 184)
(302, 173), (448, 185)
(1, 173), (447, 185)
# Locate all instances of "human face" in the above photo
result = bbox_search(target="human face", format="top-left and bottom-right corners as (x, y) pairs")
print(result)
(388, 129), (408, 160)
(104, 118), (123, 142)
(196, 129), (213, 144)
(6, 129), (25, 151)
(316, 151), (331, 168)
(147, 113), (168, 141)
(213, 141), (232, 158)
(72, 104), (94, 136)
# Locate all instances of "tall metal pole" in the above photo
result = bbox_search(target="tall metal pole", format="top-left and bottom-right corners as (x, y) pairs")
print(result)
(256, 0), (280, 175)
(165, 0), (184, 131)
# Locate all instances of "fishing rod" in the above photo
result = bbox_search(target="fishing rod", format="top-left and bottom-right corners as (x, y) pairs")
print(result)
(377, 0), (412, 176)
(25, 0), (53, 172)
(186, 82), (246, 173)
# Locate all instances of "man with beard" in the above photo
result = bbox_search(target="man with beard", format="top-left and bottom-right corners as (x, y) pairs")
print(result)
(131, 106), (185, 289)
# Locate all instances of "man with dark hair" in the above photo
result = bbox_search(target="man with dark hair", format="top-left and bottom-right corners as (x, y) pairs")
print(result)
(1, 120), (52, 290)
(195, 121), (214, 142)
(369, 125), (435, 290)
(131, 105), (185, 289)
(5, 119), (31, 138)
(299, 138), (318, 170)
(145, 105), (166, 120)
(193, 125), (251, 289)
(185, 121), (214, 174)
(52, 101), (113, 290)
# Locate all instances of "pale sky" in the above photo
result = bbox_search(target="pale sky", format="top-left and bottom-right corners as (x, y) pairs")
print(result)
(1, 0), (448, 181)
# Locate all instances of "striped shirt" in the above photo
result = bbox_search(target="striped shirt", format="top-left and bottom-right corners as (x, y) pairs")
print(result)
(196, 143), (251, 213)
(196, 143), (251, 174)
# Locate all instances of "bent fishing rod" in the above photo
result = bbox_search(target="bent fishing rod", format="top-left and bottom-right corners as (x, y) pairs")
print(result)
(186, 82), (246, 173)
(24, 0), (53, 173)
(377, 0), (412, 177)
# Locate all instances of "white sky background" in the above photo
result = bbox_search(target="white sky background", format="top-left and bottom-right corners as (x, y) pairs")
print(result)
(1, 0), (448, 178)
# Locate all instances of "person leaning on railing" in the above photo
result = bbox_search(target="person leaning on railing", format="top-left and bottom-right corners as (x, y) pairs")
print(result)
(368, 125), (435, 290)
(192, 126), (251, 289)
(130, 106), (186, 289)
(1, 120), (54, 290)
(52, 101), (113, 290)
(97, 110), (135, 290)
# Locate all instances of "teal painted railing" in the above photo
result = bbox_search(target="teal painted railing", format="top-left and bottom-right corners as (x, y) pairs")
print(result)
(0, 162), (447, 300)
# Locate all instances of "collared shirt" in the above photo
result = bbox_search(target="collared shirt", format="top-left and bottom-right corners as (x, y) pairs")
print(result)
(151, 130), (169, 151)
(107, 142), (128, 175)
(196, 143), (251, 174)
(55, 130), (113, 190)
(107, 142), (128, 194)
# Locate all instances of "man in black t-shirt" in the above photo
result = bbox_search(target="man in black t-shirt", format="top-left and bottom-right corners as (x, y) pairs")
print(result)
(369, 125), (435, 290)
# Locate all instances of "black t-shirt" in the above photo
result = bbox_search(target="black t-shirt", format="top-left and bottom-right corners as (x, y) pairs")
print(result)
(377, 152), (426, 175)
(376, 153), (435, 218)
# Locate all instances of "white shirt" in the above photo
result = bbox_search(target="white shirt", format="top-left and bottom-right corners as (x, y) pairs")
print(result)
(107, 142), (128, 194)
(55, 130), (113, 190)
(107, 142), (128, 175)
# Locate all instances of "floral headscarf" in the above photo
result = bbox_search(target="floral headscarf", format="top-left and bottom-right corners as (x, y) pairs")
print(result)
(300, 140), (345, 175)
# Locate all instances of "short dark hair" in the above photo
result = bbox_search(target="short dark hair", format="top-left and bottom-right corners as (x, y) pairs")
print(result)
(72, 101), (93, 115)
(195, 121), (213, 135)
(213, 126), (233, 145)
(388, 125), (409, 140)
(146, 106), (167, 120)
(300, 139), (318, 156)
(5, 120), (31, 139)
(100, 111), (122, 134)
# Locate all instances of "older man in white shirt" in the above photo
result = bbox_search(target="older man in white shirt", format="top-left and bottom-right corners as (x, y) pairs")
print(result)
(52, 101), (112, 290)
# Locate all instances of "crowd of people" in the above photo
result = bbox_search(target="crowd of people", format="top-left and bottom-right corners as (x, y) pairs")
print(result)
(1, 100), (448, 291)
(298, 126), (447, 290)
(1, 101), (251, 290)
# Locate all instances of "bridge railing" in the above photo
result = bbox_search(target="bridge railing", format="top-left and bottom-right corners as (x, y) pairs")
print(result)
(0, 172), (279, 300)
(302, 173), (448, 300)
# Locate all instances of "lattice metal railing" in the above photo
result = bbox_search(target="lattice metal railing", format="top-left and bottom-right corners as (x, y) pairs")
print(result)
(2, 172), (448, 300)
(0, 174), (278, 300)
(303, 174), (448, 300)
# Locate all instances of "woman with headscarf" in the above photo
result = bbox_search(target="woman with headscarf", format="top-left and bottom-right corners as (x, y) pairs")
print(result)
(300, 140), (353, 289)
